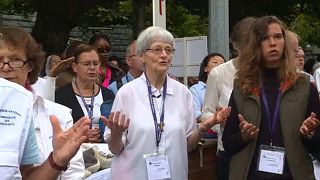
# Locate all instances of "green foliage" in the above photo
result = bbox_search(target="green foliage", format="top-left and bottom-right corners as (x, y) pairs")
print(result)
(118, 0), (133, 15)
(0, 0), (12, 7)
(290, 13), (320, 47)
(80, 1), (131, 28)
(80, 0), (207, 38)
(0, 0), (14, 12)
(2, 0), (320, 46)
(0, 0), (35, 15)
(166, 1), (208, 37)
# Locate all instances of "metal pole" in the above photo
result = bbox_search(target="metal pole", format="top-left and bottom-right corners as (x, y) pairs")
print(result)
(208, 0), (229, 60)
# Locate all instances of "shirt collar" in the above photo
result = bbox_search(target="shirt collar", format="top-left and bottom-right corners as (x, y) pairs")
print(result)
(140, 72), (174, 97)
(198, 81), (207, 90)
(126, 72), (134, 82)
(31, 88), (45, 109)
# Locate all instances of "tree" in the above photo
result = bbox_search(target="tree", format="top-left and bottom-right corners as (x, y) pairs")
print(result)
(0, 0), (117, 56)
(77, 0), (148, 39)
(2, 0), (320, 55)
(31, 0), (114, 56)
(79, 0), (207, 38)
(290, 14), (320, 47)
(166, 1), (207, 37)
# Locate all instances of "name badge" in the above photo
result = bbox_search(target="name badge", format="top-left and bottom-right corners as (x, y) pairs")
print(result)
(144, 153), (171, 180)
(257, 145), (285, 175)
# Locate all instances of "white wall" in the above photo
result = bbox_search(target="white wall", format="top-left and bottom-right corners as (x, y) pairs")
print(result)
(169, 36), (208, 85)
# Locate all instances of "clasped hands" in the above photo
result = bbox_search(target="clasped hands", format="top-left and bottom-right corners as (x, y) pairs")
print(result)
(88, 127), (101, 143)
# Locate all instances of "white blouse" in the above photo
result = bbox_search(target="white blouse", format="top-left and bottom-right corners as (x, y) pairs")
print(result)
(106, 73), (196, 180)
(76, 89), (103, 128)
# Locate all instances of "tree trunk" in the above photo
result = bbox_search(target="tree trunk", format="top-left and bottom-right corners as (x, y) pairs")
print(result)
(31, 11), (75, 76)
(31, 11), (74, 57)
(30, 0), (100, 76)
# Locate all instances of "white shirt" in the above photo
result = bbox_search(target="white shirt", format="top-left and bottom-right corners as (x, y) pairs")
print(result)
(200, 59), (237, 151)
(75, 89), (103, 128)
(32, 76), (56, 101)
(313, 68), (320, 92)
(32, 90), (85, 180)
(0, 78), (36, 179)
(106, 73), (196, 180)
(314, 160), (320, 180)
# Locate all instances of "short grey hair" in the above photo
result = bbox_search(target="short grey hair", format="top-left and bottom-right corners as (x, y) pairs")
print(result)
(45, 55), (60, 76)
(136, 26), (175, 55)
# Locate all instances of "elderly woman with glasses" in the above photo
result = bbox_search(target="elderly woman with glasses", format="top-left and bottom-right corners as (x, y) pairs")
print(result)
(0, 26), (90, 179)
(55, 43), (114, 143)
(102, 26), (231, 180)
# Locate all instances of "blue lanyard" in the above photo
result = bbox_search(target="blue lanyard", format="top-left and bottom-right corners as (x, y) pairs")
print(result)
(75, 80), (95, 127)
(146, 75), (167, 149)
(125, 74), (131, 83)
(260, 84), (281, 146)
(80, 95), (94, 119)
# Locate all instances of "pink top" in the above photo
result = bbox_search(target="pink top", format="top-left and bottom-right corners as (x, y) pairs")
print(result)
(100, 65), (111, 87)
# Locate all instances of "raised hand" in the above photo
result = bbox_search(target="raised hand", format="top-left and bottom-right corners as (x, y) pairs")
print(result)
(238, 114), (259, 141)
(102, 111), (130, 136)
(50, 115), (90, 167)
(49, 57), (74, 77)
(300, 112), (320, 137)
(201, 107), (231, 132)
(101, 111), (130, 154)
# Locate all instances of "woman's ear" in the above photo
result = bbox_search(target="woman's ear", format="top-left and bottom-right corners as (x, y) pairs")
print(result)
(72, 62), (77, 73)
(140, 53), (146, 64)
(204, 66), (209, 73)
(27, 62), (33, 72)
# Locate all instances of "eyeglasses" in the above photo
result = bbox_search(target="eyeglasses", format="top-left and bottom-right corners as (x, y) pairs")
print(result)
(0, 59), (28, 69)
(77, 61), (100, 67)
(146, 47), (175, 56)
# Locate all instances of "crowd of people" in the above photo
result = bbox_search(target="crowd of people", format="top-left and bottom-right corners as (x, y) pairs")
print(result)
(0, 14), (319, 180)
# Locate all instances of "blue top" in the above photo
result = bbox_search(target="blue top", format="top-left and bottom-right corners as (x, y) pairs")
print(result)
(189, 81), (206, 119)
(108, 72), (134, 95)
(21, 120), (40, 165)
